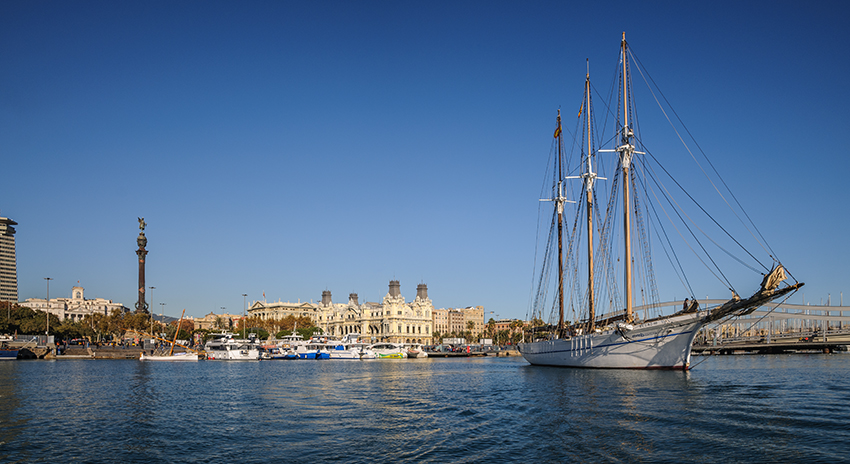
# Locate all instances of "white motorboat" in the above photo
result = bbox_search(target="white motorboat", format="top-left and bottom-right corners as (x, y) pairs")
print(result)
(368, 343), (407, 359)
(204, 332), (261, 360)
(325, 333), (376, 359)
(140, 352), (200, 361)
(403, 343), (428, 358)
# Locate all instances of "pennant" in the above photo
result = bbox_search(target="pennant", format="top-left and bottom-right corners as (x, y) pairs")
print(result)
(553, 126), (561, 138)
(578, 102), (583, 119)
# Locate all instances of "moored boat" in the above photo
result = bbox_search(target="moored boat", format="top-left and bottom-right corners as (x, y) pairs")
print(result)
(368, 343), (407, 359)
(0, 347), (18, 360)
(140, 309), (202, 361)
(403, 343), (428, 358)
(140, 352), (200, 361)
(204, 332), (261, 360)
(517, 33), (803, 370)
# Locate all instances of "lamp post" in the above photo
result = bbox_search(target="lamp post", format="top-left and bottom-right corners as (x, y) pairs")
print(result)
(159, 302), (166, 337)
(44, 277), (53, 336)
(242, 294), (247, 339)
(149, 286), (155, 335)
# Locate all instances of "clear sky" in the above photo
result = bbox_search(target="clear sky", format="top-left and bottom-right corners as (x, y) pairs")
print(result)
(2, 1), (848, 320)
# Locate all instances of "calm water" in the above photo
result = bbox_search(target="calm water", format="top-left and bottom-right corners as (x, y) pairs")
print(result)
(1, 354), (848, 463)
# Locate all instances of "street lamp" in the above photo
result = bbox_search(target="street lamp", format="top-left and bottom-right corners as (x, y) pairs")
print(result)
(149, 286), (155, 335)
(242, 294), (247, 339)
(44, 277), (53, 336)
(159, 302), (166, 337)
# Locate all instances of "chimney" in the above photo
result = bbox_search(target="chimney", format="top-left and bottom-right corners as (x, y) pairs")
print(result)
(417, 283), (428, 300)
(321, 290), (332, 307)
(349, 293), (359, 306)
(388, 280), (401, 298)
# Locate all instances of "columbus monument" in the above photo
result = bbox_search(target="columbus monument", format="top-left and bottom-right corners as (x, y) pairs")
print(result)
(135, 217), (149, 314)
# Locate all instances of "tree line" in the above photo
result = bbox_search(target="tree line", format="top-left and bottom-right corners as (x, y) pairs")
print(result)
(0, 302), (320, 343)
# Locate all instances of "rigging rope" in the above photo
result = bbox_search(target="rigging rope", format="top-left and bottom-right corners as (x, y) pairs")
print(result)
(627, 47), (774, 273)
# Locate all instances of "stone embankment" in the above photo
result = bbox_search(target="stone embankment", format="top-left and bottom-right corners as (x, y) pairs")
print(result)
(53, 345), (193, 359)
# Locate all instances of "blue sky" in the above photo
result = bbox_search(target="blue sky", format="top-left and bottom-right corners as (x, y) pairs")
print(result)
(2, 1), (848, 320)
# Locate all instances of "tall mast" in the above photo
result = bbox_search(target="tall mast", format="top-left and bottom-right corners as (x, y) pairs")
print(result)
(542, 110), (572, 335)
(556, 110), (566, 334)
(619, 32), (635, 323)
(584, 64), (596, 332)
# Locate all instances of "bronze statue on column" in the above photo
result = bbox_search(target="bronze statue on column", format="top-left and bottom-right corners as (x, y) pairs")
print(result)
(135, 217), (149, 314)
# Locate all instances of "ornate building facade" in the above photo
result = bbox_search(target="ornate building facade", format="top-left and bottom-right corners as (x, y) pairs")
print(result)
(21, 286), (128, 321)
(247, 280), (434, 344)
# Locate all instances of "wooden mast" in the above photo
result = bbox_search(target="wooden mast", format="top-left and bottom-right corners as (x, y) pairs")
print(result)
(584, 67), (596, 332)
(169, 308), (186, 356)
(620, 32), (634, 323)
(556, 110), (566, 334)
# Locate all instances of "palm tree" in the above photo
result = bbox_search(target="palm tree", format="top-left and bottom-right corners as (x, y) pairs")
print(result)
(486, 318), (496, 338)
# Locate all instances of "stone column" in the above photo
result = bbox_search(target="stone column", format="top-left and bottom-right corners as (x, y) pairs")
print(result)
(135, 218), (149, 314)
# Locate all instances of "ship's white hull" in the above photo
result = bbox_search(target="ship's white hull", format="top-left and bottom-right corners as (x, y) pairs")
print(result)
(518, 312), (706, 370)
(140, 352), (200, 362)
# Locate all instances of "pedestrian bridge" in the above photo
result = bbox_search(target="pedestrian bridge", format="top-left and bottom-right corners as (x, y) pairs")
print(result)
(631, 299), (850, 353)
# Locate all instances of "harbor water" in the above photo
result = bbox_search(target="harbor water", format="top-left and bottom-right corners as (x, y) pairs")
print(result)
(1, 354), (848, 463)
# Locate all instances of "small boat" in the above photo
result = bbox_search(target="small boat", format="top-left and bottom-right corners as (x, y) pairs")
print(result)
(0, 335), (18, 360)
(260, 346), (289, 360)
(296, 339), (331, 359)
(140, 352), (199, 361)
(0, 342), (18, 360)
(403, 343), (429, 358)
(368, 343), (407, 359)
(140, 309), (202, 361)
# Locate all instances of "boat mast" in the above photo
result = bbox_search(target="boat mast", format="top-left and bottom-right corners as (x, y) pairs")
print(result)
(169, 308), (186, 356)
(556, 110), (566, 334)
(619, 32), (635, 323)
(583, 65), (596, 332)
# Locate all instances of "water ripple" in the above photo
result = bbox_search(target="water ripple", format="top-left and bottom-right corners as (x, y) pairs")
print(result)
(0, 355), (848, 462)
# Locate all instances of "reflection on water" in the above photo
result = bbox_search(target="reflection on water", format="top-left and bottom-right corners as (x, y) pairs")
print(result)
(0, 363), (24, 461)
(0, 355), (847, 463)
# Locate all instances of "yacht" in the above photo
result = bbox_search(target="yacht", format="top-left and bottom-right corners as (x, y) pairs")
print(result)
(327, 333), (375, 359)
(204, 332), (261, 360)
(368, 343), (407, 359)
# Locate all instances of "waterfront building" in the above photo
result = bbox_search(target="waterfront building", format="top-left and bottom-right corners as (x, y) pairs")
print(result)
(491, 318), (525, 342)
(248, 299), (322, 323)
(353, 281), (433, 344)
(21, 286), (128, 321)
(247, 280), (436, 344)
(0, 215), (18, 302)
(433, 306), (485, 340)
(191, 312), (245, 331)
